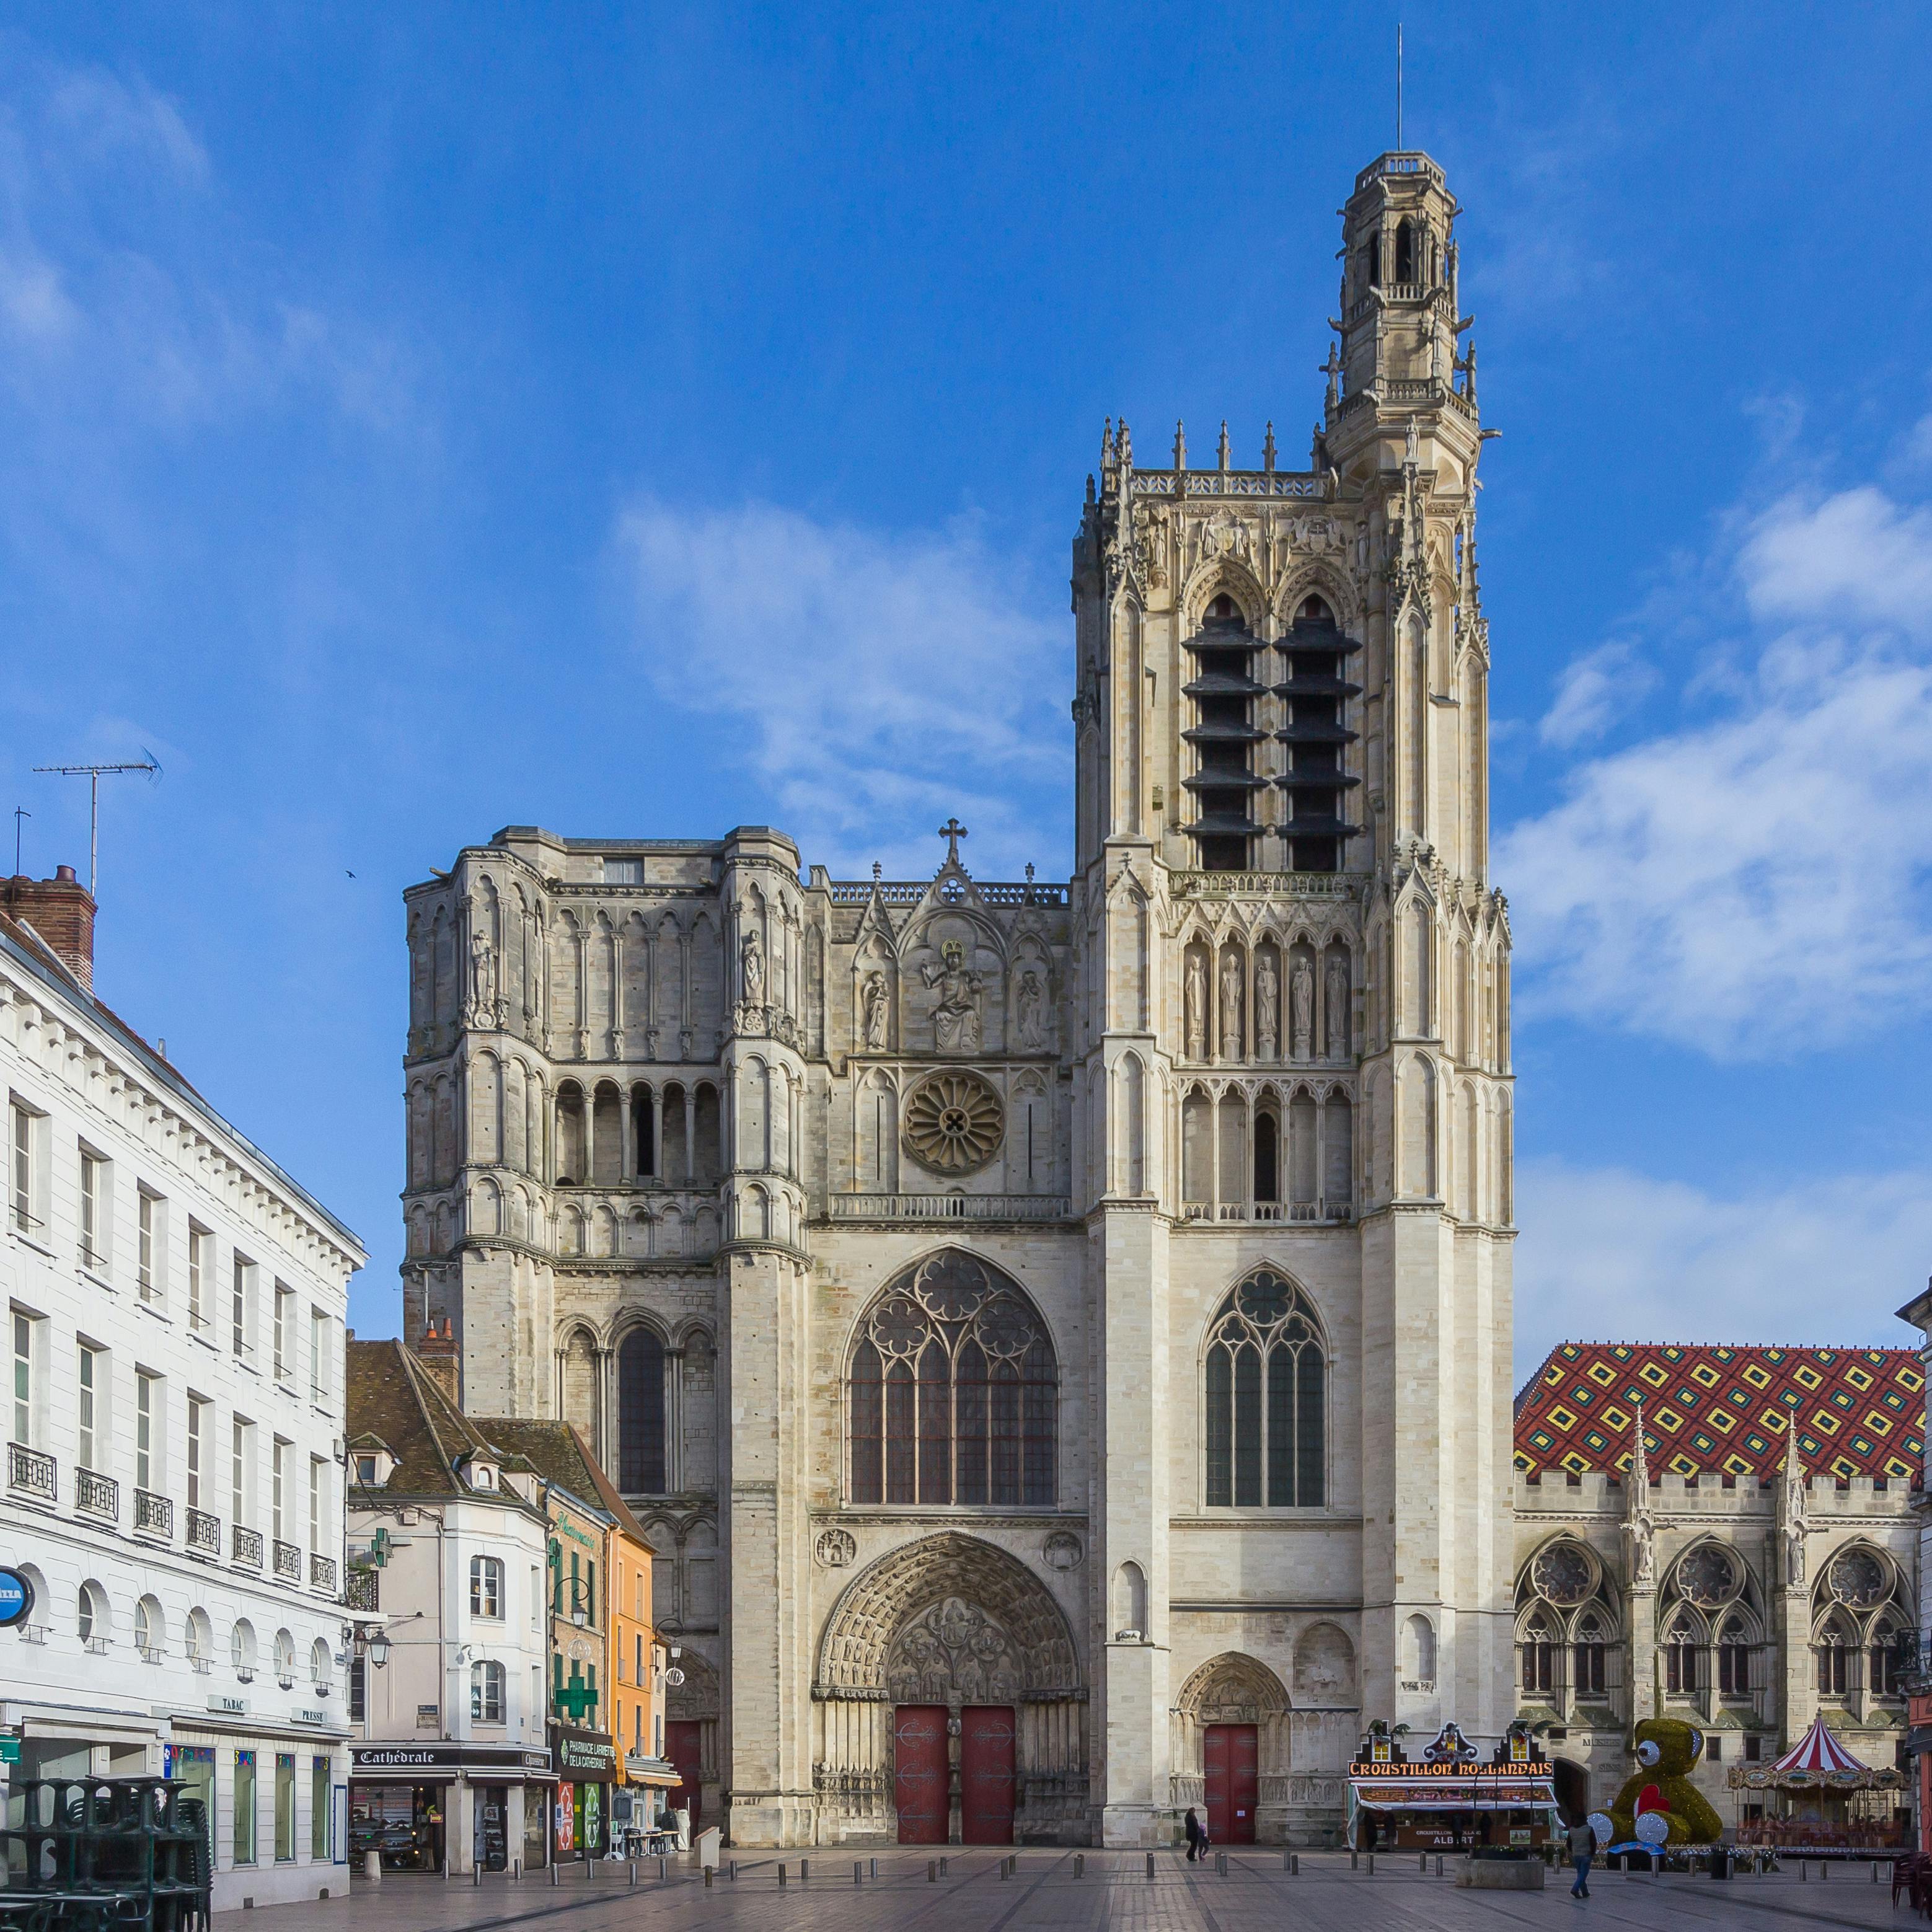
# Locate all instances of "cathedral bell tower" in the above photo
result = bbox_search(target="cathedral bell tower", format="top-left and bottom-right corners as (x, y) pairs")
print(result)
(1071, 149), (1514, 1845)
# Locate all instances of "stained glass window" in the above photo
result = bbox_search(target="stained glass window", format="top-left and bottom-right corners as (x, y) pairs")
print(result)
(1203, 1270), (1326, 1507)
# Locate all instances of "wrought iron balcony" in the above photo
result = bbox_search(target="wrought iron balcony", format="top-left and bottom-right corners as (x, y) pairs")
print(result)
(7, 1442), (55, 1502)
(345, 1568), (379, 1613)
(273, 1540), (302, 1582)
(76, 1467), (119, 1520)
(310, 1553), (338, 1594)
(135, 1489), (173, 1537)
(187, 1507), (221, 1555)
(232, 1524), (264, 1568)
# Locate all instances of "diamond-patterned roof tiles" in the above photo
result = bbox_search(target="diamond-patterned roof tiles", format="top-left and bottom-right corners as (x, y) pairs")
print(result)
(1514, 1343), (1924, 1486)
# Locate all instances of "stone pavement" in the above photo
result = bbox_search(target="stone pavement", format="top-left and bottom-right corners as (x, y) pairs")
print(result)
(229, 1850), (1921, 1931)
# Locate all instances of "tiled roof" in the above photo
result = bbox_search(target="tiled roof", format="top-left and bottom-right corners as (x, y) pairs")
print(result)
(347, 1339), (500, 1498)
(471, 1417), (651, 1546)
(1514, 1342), (1924, 1486)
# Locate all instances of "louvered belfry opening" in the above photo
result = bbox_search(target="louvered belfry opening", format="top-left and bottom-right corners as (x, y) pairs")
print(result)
(1182, 593), (1267, 872)
(1273, 595), (1361, 874)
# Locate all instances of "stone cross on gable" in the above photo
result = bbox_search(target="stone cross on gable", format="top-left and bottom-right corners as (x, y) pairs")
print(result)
(938, 818), (969, 868)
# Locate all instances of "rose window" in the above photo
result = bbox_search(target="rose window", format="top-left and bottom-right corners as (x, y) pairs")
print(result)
(1530, 1543), (1595, 1607)
(1829, 1549), (1887, 1608)
(903, 1071), (1004, 1175)
(1675, 1545), (1739, 1608)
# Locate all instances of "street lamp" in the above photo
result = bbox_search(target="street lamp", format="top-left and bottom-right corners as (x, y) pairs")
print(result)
(368, 1631), (391, 1669)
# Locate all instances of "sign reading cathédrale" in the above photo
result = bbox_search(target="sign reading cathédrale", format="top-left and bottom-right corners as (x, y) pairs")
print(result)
(1349, 1760), (1555, 1779)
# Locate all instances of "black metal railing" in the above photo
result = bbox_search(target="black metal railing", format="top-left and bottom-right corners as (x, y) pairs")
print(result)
(272, 1540), (301, 1582)
(76, 1467), (119, 1519)
(232, 1524), (263, 1567)
(7, 1442), (55, 1501)
(187, 1507), (221, 1555)
(345, 1568), (379, 1613)
(310, 1553), (338, 1594)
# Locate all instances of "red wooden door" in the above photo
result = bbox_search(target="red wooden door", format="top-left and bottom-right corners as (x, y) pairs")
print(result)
(1203, 1723), (1258, 1845)
(959, 1706), (1017, 1844)
(893, 1706), (950, 1844)
(665, 1721), (703, 1831)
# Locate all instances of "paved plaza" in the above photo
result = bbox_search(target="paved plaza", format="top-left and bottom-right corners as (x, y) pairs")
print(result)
(231, 1851), (1923, 1931)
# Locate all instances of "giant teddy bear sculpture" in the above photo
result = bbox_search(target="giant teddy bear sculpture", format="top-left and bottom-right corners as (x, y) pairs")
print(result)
(1594, 1717), (1725, 1851)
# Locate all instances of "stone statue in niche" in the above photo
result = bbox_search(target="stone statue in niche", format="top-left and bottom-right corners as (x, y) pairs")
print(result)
(1254, 954), (1278, 1060)
(741, 930), (764, 1004)
(1016, 968), (1046, 1048)
(1219, 953), (1242, 1061)
(1624, 1509), (1656, 1587)
(1184, 955), (1207, 1061)
(1292, 959), (1315, 1059)
(468, 930), (496, 1019)
(922, 943), (984, 1052)
(1325, 958), (1349, 1056)
(861, 971), (889, 1049)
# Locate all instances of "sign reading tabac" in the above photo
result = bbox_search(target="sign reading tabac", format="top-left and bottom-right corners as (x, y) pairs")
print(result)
(1349, 1759), (1555, 1779)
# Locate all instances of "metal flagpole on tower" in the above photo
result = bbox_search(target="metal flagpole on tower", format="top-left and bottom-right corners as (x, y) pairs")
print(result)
(30, 757), (161, 898)
(12, 808), (27, 877)
(1396, 22), (1403, 151)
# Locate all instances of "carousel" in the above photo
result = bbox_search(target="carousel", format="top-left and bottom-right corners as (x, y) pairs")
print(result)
(1727, 1716), (1909, 1856)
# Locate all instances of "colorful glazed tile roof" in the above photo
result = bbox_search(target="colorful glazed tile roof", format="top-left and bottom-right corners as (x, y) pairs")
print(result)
(1514, 1342), (1924, 1486)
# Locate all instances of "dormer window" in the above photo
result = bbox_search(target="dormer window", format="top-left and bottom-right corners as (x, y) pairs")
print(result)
(353, 1449), (397, 1488)
(462, 1456), (498, 1491)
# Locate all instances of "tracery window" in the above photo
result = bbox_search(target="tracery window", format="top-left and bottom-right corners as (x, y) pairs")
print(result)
(1573, 1615), (1607, 1697)
(848, 1250), (1056, 1507)
(1718, 1616), (1752, 1696)
(1202, 1269), (1326, 1508)
(618, 1328), (667, 1494)
(1519, 1612), (1558, 1696)
(1664, 1610), (1702, 1695)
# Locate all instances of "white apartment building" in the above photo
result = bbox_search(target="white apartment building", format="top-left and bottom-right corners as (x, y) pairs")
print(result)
(0, 871), (366, 1910)
(344, 1339), (554, 1875)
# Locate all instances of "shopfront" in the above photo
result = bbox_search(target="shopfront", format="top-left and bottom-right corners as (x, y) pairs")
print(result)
(1346, 1726), (1559, 1852)
(350, 1744), (554, 1876)
(552, 1729), (617, 1861)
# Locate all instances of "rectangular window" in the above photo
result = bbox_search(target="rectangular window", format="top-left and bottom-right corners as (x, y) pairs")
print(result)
(1706, 1736), (1723, 1762)
(309, 1308), (327, 1400)
(1719, 1643), (1751, 1695)
(311, 1757), (330, 1861)
(274, 1753), (294, 1862)
(234, 1751), (257, 1864)
(186, 1395), (206, 1507)
(1573, 1641), (1605, 1697)
(12, 1312), (32, 1447)
(1818, 1644), (1850, 1697)
(232, 1417), (250, 1525)
(77, 1341), (100, 1470)
(188, 1225), (210, 1330)
(309, 1457), (325, 1551)
(9, 1102), (35, 1232)
(273, 1284), (292, 1380)
(1667, 1643), (1701, 1695)
(1520, 1642), (1558, 1695)
(232, 1255), (252, 1357)
(273, 1439), (288, 1542)
(137, 1189), (161, 1300)
(348, 1657), (366, 1721)
(135, 1370), (159, 1491)
(531, 1567), (540, 1631)
(78, 1149), (106, 1269)
(635, 1633), (643, 1683)
(1744, 1735), (1762, 1763)
(470, 1556), (502, 1618)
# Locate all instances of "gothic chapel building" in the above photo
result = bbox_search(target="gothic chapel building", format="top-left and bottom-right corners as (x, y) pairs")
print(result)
(402, 151), (1515, 1848)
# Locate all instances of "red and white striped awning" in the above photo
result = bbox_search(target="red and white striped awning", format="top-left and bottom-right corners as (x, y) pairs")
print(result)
(1771, 1716), (1872, 1780)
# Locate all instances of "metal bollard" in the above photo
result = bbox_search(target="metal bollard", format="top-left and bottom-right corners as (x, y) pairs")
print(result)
(1145, 1851), (1155, 1880)
(927, 1860), (937, 1884)
(512, 1858), (521, 1881)
(1367, 1852), (1375, 1876)
(1351, 1850), (1358, 1870)
(549, 1860), (559, 1888)
(779, 1864), (788, 1887)
(939, 1858), (948, 1876)
(658, 1856), (667, 1882)
(1292, 1853), (1300, 1876)
(854, 1861), (863, 1886)
(870, 1858), (878, 1879)
(801, 1860), (809, 1882)
(473, 1864), (480, 1888)
(1874, 1861), (1882, 1883)
(704, 1869), (713, 1889)
(1219, 1850), (1228, 1877)
(1074, 1854), (1084, 1877)
(1436, 1855), (1444, 1877)
(1000, 1860), (1010, 1882)
(628, 1863), (636, 1889)
(730, 1861), (739, 1881)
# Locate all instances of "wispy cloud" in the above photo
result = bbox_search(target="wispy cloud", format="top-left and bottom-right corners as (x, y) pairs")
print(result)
(1514, 1158), (1930, 1383)
(1537, 638), (1655, 747)
(614, 500), (1070, 877)
(1501, 458), (1932, 1057)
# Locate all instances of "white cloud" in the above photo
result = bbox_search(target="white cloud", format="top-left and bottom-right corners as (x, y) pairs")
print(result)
(1537, 639), (1654, 747)
(1501, 477), (1932, 1056)
(1512, 1158), (1932, 1386)
(615, 501), (1070, 877)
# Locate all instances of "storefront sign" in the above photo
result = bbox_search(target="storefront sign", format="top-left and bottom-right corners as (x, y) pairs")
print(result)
(1349, 1760), (1554, 1780)
(353, 1744), (552, 1773)
(0, 1736), (20, 1765)
(0, 1568), (35, 1630)
(295, 1709), (327, 1726)
(557, 1736), (616, 1775)
(209, 1696), (249, 1716)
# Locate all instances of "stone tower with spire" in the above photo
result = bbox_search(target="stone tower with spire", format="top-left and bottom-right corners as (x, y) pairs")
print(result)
(1069, 147), (1515, 1840)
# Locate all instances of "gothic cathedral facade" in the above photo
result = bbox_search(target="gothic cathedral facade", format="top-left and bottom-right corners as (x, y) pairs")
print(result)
(400, 150), (1515, 1848)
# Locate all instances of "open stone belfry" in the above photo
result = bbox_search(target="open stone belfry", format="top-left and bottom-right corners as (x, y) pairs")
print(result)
(399, 149), (1515, 1849)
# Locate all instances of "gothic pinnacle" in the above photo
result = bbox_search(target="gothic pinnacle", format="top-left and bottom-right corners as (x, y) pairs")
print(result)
(1263, 421), (1276, 472)
(1217, 420), (1230, 470)
(1172, 419), (1186, 470)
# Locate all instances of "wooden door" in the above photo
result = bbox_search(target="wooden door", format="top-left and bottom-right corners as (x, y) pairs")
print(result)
(893, 1706), (949, 1844)
(959, 1706), (1017, 1844)
(1203, 1723), (1258, 1845)
(665, 1720), (703, 1830)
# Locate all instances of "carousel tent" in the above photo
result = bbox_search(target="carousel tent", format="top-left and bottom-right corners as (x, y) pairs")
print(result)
(1768, 1716), (1874, 1782)
(1728, 1714), (1907, 1855)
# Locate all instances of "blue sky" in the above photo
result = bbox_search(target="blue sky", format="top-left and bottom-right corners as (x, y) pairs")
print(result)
(5, 4), (1932, 1375)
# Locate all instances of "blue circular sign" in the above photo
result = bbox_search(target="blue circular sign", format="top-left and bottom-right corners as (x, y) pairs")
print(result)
(0, 1568), (34, 1628)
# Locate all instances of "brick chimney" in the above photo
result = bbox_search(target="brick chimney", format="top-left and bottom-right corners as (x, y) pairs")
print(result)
(3, 866), (95, 995)
(414, 1317), (461, 1408)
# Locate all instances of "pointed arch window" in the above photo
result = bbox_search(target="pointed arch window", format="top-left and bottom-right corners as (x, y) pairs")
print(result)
(848, 1251), (1056, 1508)
(1203, 1270), (1325, 1508)
(1573, 1613), (1607, 1698)
(1520, 1611), (1558, 1696)
(1664, 1610), (1703, 1695)
(617, 1328), (666, 1494)
(1718, 1616), (1752, 1696)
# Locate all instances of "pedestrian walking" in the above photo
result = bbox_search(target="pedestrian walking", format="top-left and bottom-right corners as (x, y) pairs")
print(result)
(1184, 1809), (1203, 1863)
(1566, 1817), (1597, 1899)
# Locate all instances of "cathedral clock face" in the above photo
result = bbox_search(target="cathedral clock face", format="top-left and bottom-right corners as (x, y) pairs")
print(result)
(902, 1070), (1004, 1176)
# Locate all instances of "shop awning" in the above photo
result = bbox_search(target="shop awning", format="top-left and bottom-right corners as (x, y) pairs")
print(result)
(1350, 1776), (1558, 1811)
(625, 1756), (684, 1789)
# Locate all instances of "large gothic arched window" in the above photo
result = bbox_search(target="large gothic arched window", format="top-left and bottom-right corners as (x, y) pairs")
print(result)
(1203, 1269), (1326, 1507)
(848, 1250), (1056, 1507)
(618, 1328), (666, 1493)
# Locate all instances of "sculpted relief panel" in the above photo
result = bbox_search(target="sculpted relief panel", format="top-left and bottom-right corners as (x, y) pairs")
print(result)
(884, 1596), (1025, 1706)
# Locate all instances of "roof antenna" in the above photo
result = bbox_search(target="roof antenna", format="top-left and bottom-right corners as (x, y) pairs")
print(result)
(30, 753), (161, 898)
(1396, 21), (1404, 152)
(12, 807), (27, 877)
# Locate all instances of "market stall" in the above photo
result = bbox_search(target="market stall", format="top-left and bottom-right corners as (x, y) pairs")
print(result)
(1347, 1724), (1561, 1852)
(1728, 1716), (1908, 1857)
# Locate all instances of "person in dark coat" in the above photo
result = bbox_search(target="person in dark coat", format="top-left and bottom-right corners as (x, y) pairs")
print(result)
(1184, 1808), (1204, 1861)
